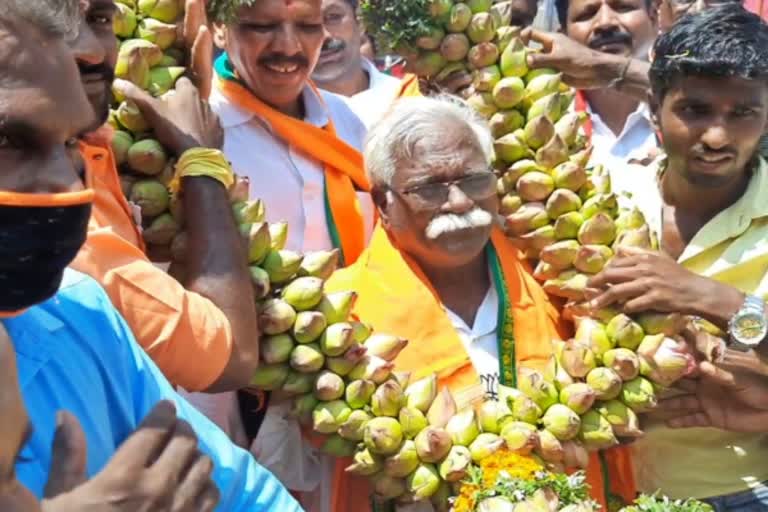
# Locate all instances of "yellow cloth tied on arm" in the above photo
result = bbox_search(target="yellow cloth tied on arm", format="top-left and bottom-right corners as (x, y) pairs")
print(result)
(170, 148), (234, 194)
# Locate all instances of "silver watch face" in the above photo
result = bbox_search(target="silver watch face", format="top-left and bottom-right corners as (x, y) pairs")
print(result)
(732, 311), (768, 347)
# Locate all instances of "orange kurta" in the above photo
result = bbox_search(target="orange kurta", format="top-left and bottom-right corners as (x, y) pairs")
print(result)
(323, 224), (636, 511)
(72, 132), (233, 391)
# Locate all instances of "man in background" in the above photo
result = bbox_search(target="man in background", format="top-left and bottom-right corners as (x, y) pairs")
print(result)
(312, 0), (401, 127)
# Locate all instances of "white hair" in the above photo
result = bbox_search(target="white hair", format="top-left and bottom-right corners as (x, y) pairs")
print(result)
(1, 0), (79, 40)
(364, 94), (495, 188)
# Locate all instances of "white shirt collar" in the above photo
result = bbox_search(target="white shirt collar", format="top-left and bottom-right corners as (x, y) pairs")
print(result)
(210, 82), (330, 130)
(443, 278), (499, 339)
(360, 58), (389, 90)
(587, 101), (652, 139)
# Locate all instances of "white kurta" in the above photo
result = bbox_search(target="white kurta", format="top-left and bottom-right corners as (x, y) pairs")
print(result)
(343, 59), (403, 129)
(583, 101), (658, 179)
(210, 82), (375, 252)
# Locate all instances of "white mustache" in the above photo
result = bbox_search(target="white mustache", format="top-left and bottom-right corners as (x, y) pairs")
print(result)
(425, 209), (494, 240)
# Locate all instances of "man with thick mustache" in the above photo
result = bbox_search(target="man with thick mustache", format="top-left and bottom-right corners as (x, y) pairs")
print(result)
(186, 0), (375, 507)
(208, 0), (374, 261)
(525, 0), (659, 174)
(322, 95), (635, 512)
(586, 6), (768, 508)
(311, 0), (401, 128)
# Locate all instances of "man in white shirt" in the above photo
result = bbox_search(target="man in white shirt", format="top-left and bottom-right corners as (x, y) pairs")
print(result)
(542, 0), (659, 174)
(184, 1), (377, 509)
(311, 0), (401, 127)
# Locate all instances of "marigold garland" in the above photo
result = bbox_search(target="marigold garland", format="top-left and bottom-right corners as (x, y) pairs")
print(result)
(452, 450), (544, 512)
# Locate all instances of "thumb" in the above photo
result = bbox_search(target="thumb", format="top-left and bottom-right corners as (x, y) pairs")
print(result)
(698, 361), (737, 388)
(113, 78), (160, 123)
(190, 25), (214, 100)
(523, 28), (554, 50)
(44, 411), (88, 498)
(614, 245), (647, 258)
(526, 51), (562, 70)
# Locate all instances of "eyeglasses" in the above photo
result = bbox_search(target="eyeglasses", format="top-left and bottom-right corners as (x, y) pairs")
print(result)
(397, 172), (497, 211)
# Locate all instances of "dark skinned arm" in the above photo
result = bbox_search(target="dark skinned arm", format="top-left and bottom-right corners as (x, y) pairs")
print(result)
(181, 176), (260, 391)
(523, 28), (651, 102)
(113, 4), (260, 390)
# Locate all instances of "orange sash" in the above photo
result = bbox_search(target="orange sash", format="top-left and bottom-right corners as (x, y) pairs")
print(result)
(323, 223), (636, 511)
(215, 65), (370, 264)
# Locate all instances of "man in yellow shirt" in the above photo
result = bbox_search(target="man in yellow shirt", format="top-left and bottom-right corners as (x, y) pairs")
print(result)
(587, 6), (768, 509)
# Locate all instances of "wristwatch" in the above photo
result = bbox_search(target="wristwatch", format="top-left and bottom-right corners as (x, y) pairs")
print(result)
(728, 294), (768, 351)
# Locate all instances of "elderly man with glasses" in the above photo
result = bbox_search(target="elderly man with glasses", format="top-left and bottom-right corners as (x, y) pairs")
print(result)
(320, 95), (636, 512)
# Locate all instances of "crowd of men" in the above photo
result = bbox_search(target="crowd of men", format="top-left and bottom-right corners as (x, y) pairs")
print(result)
(0, 0), (767, 511)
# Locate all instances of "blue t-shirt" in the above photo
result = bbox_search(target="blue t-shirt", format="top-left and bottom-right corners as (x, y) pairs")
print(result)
(3, 269), (302, 512)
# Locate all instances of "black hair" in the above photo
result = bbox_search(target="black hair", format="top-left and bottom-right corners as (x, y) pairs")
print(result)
(345, 0), (360, 12)
(650, 5), (768, 100)
(554, 0), (652, 29)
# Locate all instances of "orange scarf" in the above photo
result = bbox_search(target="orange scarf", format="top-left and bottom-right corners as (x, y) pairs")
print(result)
(323, 223), (636, 511)
(215, 55), (370, 265)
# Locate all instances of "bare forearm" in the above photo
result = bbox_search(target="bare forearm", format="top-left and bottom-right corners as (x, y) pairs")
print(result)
(692, 279), (745, 331)
(182, 176), (259, 391)
(599, 54), (651, 102)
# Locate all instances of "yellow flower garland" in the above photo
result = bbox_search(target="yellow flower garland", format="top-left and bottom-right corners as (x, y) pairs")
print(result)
(452, 450), (544, 512)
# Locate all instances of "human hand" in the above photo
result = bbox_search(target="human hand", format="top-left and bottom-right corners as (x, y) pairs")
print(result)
(181, 0), (214, 100)
(114, 76), (223, 156)
(521, 28), (627, 90)
(586, 248), (744, 323)
(656, 368), (768, 433)
(432, 70), (473, 95)
(44, 401), (219, 512)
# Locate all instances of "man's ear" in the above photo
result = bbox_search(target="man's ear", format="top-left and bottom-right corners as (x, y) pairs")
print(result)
(213, 23), (227, 50)
(371, 185), (392, 227)
(648, 91), (661, 132)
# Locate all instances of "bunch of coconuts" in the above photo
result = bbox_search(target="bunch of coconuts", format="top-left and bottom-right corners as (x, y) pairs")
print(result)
(108, 0), (188, 259)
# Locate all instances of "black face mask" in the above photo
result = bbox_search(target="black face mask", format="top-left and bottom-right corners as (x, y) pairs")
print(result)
(0, 198), (92, 314)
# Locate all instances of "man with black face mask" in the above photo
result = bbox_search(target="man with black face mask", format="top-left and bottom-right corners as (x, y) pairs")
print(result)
(0, 1), (302, 510)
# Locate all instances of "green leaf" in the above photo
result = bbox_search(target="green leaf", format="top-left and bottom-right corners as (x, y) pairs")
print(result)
(360, 0), (439, 50)
(207, 0), (259, 24)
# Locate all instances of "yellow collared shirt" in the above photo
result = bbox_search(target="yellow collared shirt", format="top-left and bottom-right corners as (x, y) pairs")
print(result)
(617, 157), (768, 499)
